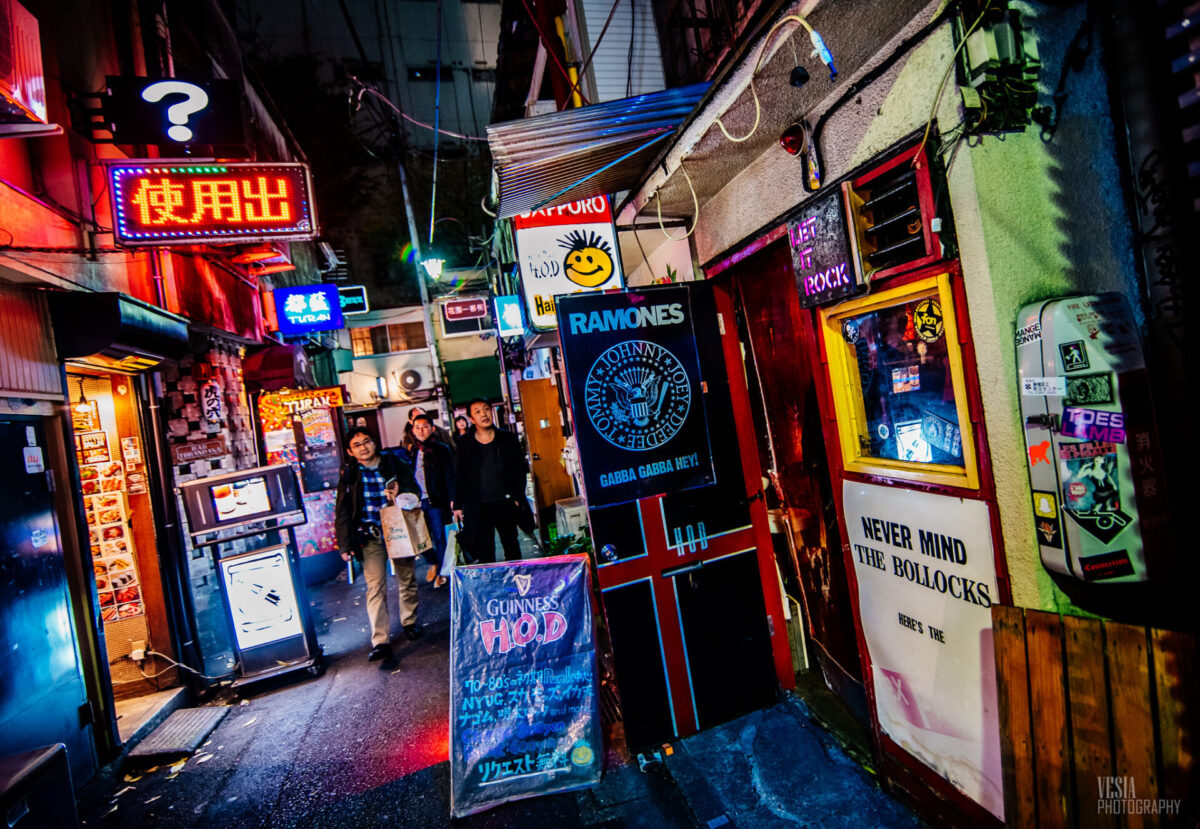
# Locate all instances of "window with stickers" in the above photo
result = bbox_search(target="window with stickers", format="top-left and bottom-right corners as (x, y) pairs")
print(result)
(820, 273), (979, 489)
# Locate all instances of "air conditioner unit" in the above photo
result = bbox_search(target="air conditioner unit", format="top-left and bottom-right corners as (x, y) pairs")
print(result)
(398, 369), (423, 392)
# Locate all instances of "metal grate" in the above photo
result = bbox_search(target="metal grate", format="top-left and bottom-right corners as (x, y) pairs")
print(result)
(127, 707), (230, 758)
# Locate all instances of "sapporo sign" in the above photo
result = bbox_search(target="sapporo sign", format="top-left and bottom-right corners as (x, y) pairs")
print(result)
(842, 482), (1003, 819)
(107, 162), (317, 246)
(514, 196), (624, 331)
(555, 285), (714, 507)
(449, 556), (601, 817)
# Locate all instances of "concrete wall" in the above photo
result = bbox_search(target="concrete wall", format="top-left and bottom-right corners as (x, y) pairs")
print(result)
(674, 2), (1138, 611)
(619, 228), (697, 288)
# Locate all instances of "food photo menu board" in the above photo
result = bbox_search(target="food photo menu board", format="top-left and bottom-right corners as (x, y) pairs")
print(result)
(257, 388), (344, 558)
(81, 458), (144, 621)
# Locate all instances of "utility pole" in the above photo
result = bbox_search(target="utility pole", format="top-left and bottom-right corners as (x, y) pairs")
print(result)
(397, 161), (445, 393)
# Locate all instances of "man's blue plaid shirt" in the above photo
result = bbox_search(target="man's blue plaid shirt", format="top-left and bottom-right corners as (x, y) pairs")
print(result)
(359, 464), (388, 528)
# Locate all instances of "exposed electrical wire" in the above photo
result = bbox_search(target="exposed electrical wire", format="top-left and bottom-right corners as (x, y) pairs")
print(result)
(912, 6), (989, 166)
(807, 3), (957, 191)
(111, 650), (237, 684)
(429, 0), (445, 245)
(562, 0), (622, 107)
(654, 161), (699, 241)
(357, 85), (487, 142)
(713, 13), (835, 144)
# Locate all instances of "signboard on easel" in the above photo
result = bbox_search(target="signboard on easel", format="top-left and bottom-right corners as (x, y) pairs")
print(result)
(449, 556), (601, 817)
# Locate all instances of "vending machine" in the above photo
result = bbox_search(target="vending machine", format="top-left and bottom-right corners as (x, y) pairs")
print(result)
(1016, 294), (1169, 583)
(179, 464), (323, 683)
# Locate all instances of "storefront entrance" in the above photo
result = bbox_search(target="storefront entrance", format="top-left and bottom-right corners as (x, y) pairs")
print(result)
(719, 240), (868, 722)
(67, 370), (180, 719)
(587, 282), (792, 749)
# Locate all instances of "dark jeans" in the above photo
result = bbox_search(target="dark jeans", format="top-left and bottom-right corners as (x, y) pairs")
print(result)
(422, 500), (448, 571)
(465, 499), (521, 563)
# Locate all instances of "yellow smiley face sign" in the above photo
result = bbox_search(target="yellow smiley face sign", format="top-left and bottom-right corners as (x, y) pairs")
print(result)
(560, 230), (615, 288)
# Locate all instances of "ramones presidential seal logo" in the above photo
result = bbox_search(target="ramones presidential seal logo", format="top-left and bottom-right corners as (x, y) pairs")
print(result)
(585, 340), (690, 451)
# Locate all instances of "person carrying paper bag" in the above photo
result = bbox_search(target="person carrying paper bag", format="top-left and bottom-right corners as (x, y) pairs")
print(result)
(334, 428), (424, 663)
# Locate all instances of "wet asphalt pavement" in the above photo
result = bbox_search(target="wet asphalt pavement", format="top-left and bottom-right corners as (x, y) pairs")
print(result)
(77, 551), (696, 828)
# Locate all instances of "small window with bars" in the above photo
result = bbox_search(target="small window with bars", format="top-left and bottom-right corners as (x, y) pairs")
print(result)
(843, 143), (942, 284)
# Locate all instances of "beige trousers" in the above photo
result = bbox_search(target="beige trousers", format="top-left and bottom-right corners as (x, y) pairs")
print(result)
(361, 539), (418, 646)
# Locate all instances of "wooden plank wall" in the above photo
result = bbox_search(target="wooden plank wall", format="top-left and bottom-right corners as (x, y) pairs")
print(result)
(992, 606), (1198, 828)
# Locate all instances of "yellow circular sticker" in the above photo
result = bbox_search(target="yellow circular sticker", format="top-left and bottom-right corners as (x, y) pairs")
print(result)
(570, 744), (594, 767)
(913, 299), (944, 343)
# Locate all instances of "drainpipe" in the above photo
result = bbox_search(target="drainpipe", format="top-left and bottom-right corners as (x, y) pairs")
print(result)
(554, 16), (583, 109)
(150, 248), (167, 309)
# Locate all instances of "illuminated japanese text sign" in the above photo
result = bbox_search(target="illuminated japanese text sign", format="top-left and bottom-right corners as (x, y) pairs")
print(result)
(108, 162), (317, 246)
(273, 284), (343, 336)
(442, 298), (489, 321)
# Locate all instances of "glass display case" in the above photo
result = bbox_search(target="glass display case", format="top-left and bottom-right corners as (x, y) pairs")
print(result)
(819, 272), (979, 489)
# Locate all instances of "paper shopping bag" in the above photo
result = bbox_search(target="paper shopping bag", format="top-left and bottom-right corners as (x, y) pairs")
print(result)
(381, 504), (417, 558)
(406, 505), (433, 554)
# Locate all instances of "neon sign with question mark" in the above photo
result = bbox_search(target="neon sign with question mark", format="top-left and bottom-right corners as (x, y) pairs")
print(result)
(140, 81), (210, 142)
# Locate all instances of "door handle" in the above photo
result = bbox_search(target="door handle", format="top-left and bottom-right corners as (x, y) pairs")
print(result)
(661, 560), (703, 579)
(532, 453), (541, 460)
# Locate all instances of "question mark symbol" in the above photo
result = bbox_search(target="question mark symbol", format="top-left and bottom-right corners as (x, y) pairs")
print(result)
(141, 81), (210, 142)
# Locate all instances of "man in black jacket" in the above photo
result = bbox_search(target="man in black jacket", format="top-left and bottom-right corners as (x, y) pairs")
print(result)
(410, 413), (454, 586)
(334, 427), (422, 662)
(453, 398), (530, 563)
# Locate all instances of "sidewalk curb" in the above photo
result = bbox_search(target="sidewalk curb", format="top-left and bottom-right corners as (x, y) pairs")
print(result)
(661, 745), (736, 829)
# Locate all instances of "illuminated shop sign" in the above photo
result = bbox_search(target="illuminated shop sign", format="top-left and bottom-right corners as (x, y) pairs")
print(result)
(494, 295), (524, 337)
(338, 285), (369, 315)
(442, 298), (488, 322)
(514, 196), (624, 331)
(102, 77), (244, 146)
(788, 186), (864, 308)
(0, 1), (48, 125)
(107, 162), (317, 246)
(273, 284), (343, 336)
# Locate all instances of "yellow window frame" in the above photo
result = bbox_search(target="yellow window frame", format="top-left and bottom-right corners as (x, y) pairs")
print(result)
(819, 272), (980, 490)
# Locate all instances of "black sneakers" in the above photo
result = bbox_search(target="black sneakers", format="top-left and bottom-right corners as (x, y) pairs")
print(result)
(403, 624), (423, 641)
(368, 643), (393, 661)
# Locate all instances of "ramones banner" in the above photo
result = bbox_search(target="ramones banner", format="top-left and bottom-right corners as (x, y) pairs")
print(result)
(449, 556), (601, 818)
(557, 286), (715, 507)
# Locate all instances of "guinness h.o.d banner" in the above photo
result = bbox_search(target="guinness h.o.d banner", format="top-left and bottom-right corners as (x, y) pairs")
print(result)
(449, 556), (601, 817)
(556, 286), (715, 508)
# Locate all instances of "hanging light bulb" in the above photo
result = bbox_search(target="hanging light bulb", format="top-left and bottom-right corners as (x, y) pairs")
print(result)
(74, 378), (92, 415)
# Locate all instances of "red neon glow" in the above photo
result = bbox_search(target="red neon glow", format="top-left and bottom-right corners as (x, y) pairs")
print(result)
(109, 163), (316, 246)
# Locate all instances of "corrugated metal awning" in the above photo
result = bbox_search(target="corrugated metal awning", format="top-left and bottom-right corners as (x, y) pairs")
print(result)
(488, 83), (710, 219)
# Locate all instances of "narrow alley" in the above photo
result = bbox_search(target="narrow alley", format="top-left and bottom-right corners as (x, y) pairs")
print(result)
(75, 553), (919, 828)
